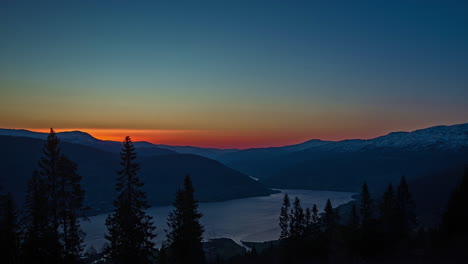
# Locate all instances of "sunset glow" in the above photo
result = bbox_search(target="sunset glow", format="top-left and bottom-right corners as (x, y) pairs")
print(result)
(1, 1), (467, 149)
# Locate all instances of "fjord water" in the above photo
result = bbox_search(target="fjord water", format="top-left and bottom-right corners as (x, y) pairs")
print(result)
(82, 189), (355, 250)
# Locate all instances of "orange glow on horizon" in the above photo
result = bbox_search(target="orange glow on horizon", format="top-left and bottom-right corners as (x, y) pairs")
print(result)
(21, 127), (388, 149)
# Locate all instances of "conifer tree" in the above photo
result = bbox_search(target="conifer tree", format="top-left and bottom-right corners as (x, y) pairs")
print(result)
(311, 203), (321, 234)
(305, 207), (312, 228)
(311, 204), (319, 225)
(38, 128), (61, 231)
(35, 128), (63, 259)
(0, 193), (19, 264)
(348, 204), (359, 230)
(166, 175), (205, 264)
(380, 184), (397, 234)
(105, 136), (156, 263)
(289, 197), (305, 239)
(22, 170), (60, 263)
(396, 176), (416, 237)
(279, 194), (290, 240)
(57, 155), (86, 262)
(359, 182), (377, 258)
(359, 182), (374, 231)
(322, 199), (336, 233)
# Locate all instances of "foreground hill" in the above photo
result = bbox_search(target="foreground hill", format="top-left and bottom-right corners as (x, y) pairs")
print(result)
(0, 135), (274, 213)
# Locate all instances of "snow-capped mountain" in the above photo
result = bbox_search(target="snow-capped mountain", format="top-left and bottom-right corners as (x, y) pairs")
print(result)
(1, 123), (467, 158)
(300, 123), (468, 153)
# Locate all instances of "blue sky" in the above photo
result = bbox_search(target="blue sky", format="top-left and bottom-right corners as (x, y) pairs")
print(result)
(1, 0), (467, 147)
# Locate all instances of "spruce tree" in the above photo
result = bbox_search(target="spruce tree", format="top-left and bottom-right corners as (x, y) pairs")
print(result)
(0, 193), (19, 264)
(289, 197), (305, 239)
(279, 193), (290, 240)
(38, 128), (61, 231)
(380, 184), (397, 234)
(310, 204), (321, 238)
(105, 136), (156, 263)
(322, 199), (336, 233)
(360, 182), (374, 228)
(166, 175), (205, 264)
(359, 182), (377, 258)
(311, 204), (319, 224)
(57, 155), (86, 262)
(35, 128), (63, 259)
(396, 176), (416, 237)
(305, 208), (312, 229)
(22, 170), (60, 263)
(348, 204), (359, 230)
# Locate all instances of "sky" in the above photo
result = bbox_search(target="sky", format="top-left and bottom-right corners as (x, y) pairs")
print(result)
(1, 0), (467, 148)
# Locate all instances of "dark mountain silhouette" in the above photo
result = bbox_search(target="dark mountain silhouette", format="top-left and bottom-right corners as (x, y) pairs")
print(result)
(0, 135), (274, 213)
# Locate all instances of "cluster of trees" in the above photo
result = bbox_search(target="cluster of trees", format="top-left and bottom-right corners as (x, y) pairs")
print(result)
(0, 129), (86, 263)
(227, 171), (468, 264)
(0, 130), (206, 264)
(103, 136), (205, 264)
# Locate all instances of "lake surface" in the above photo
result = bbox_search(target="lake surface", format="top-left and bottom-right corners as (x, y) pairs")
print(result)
(82, 189), (355, 250)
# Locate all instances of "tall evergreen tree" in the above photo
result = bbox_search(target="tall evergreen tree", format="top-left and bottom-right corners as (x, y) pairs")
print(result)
(34, 128), (63, 259)
(22, 170), (60, 263)
(311, 204), (319, 225)
(322, 199), (336, 233)
(279, 194), (290, 240)
(166, 175), (205, 264)
(360, 182), (374, 228)
(380, 184), (397, 234)
(305, 208), (312, 228)
(0, 193), (20, 264)
(396, 176), (416, 237)
(57, 155), (86, 262)
(105, 136), (156, 264)
(359, 182), (378, 258)
(348, 204), (359, 230)
(38, 128), (61, 232)
(289, 197), (305, 239)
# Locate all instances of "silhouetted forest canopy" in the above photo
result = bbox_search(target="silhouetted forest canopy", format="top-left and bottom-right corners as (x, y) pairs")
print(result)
(0, 129), (467, 263)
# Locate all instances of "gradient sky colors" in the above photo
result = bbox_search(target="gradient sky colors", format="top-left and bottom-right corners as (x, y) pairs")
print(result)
(1, 0), (468, 148)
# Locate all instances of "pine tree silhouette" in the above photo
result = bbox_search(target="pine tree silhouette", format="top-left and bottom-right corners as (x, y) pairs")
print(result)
(38, 128), (61, 232)
(279, 194), (290, 240)
(380, 184), (397, 235)
(35, 128), (63, 259)
(348, 204), (359, 230)
(396, 176), (416, 238)
(22, 170), (60, 263)
(359, 182), (376, 258)
(57, 155), (86, 262)
(105, 136), (156, 263)
(359, 182), (373, 228)
(166, 175), (205, 264)
(322, 199), (336, 233)
(289, 197), (305, 240)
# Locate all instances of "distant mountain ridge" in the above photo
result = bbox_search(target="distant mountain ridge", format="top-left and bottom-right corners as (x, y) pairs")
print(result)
(2, 123), (468, 157)
(0, 135), (274, 214)
(2, 124), (467, 225)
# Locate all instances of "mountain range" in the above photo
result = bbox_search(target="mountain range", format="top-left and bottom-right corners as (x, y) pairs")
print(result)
(0, 134), (274, 214)
(1, 123), (467, 223)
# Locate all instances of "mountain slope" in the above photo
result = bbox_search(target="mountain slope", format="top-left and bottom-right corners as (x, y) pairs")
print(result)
(0, 135), (274, 213)
(0, 129), (177, 156)
(215, 123), (468, 183)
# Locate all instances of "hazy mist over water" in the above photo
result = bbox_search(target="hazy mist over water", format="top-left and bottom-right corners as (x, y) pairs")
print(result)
(82, 189), (355, 250)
